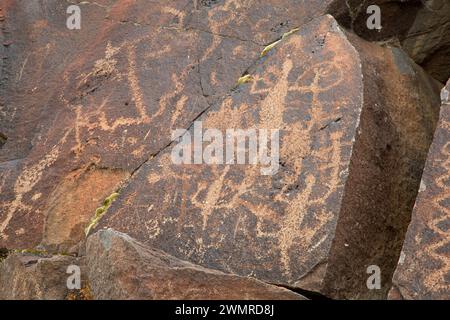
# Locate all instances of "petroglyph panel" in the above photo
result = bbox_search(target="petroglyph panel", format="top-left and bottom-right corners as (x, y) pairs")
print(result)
(0, 0), (340, 250)
(100, 15), (363, 287)
(390, 80), (450, 300)
(0, 0), (269, 248)
(1, 0), (445, 300)
(100, 15), (441, 298)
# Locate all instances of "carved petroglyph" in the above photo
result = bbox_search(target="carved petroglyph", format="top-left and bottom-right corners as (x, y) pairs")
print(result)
(422, 130), (450, 292)
(61, 33), (201, 160)
(68, 42), (152, 155)
(103, 21), (356, 284)
(0, 145), (61, 240)
(391, 79), (449, 299)
(225, 51), (346, 278)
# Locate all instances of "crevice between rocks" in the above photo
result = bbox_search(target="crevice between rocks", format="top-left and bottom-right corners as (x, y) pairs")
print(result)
(0, 132), (7, 149)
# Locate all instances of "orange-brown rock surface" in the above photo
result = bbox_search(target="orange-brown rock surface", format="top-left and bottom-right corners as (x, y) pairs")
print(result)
(0, 0), (448, 300)
(389, 80), (450, 300)
(97, 15), (441, 299)
(0, 0), (339, 250)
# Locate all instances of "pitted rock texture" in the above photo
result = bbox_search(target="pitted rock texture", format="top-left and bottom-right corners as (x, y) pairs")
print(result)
(86, 229), (306, 300)
(98, 15), (441, 299)
(389, 80), (450, 300)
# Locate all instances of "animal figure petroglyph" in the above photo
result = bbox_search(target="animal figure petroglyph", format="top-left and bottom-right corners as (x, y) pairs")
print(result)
(134, 34), (353, 281)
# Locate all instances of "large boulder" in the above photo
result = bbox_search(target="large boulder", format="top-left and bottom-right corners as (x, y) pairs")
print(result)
(96, 15), (441, 299)
(86, 229), (306, 300)
(328, 0), (450, 82)
(389, 80), (450, 300)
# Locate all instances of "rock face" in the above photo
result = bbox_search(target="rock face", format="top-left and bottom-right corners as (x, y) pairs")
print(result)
(0, 0), (340, 251)
(97, 15), (441, 299)
(0, 251), (86, 300)
(401, 0), (450, 83)
(389, 80), (450, 300)
(86, 229), (306, 300)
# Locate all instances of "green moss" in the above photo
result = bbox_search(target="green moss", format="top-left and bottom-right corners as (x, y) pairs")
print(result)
(66, 284), (94, 300)
(85, 192), (120, 236)
(281, 27), (300, 39)
(236, 74), (253, 85)
(18, 249), (45, 255)
(95, 207), (106, 216)
(260, 39), (282, 57)
(260, 27), (300, 57)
